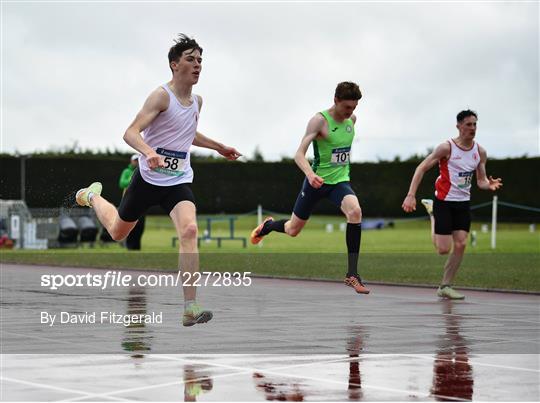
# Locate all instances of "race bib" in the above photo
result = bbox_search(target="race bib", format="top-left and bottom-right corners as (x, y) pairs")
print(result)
(457, 171), (474, 188)
(331, 147), (351, 165)
(153, 148), (187, 177)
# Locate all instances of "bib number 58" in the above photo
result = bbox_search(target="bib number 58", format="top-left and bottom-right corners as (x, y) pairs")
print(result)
(164, 157), (179, 170)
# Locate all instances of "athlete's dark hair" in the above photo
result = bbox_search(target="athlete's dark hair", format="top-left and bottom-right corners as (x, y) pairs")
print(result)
(335, 82), (362, 101)
(168, 34), (203, 70)
(457, 109), (478, 123)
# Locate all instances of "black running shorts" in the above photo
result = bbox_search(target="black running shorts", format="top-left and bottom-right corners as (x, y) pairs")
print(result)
(292, 179), (356, 220)
(433, 198), (471, 235)
(118, 169), (195, 222)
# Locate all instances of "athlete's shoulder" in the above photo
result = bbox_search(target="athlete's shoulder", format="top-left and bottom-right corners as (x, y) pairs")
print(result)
(309, 112), (327, 127)
(351, 114), (357, 124)
(304, 113), (327, 137)
(154, 85), (169, 98)
(146, 86), (170, 111)
(476, 142), (486, 153)
(313, 111), (327, 121)
(477, 143), (487, 160)
(433, 141), (451, 159)
(438, 140), (452, 150)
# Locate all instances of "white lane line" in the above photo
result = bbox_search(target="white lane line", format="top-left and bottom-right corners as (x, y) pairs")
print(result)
(156, 352), (540, 375)
(55, 395), (124, 402)
(143, 355), (468, 400)
(62, 367), (251, 399)
(0, 376), (128, 401)
(153, 355), (469, 401)
(3, 352), (537, 400)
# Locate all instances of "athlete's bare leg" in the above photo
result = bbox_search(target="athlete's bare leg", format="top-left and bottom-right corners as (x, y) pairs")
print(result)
(284, 213), (308, 237)
(90, 195), (137, 241)
(169, 200), (199, 302)
(441, 230), (468, 285)
(341, 194), (362, 223)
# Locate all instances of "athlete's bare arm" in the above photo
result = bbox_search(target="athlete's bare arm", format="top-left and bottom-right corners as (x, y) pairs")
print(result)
(402, 142), (451, 212)
(192, 132), (241, 160)
(476, 145), (503, 191)
(123, 87), (169, 169)
(294, 114), (326, 189)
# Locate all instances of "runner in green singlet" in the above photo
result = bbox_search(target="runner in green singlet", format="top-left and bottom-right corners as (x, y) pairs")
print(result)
(250, 82), (369, 294)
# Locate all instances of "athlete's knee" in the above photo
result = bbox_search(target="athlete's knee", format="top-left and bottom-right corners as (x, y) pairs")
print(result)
(109, 228), (129, 242)
(453, 238), (467, 252)
(287, 227), (302, 237)
(180, 223), (198, 240)
(346, 206), (362, 223)
(286, 223), (303, 237)
(436, 244), (451, 255)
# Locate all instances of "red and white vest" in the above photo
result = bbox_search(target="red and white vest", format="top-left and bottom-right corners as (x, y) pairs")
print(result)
(435, 139), (480, 201)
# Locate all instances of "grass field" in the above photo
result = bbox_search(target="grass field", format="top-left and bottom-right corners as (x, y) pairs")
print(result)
(2, 215), (539, 291)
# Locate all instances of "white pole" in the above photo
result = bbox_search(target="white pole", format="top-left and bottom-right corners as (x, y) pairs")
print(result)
(491, 195), (497, 250)
(257, 204), (262, 226)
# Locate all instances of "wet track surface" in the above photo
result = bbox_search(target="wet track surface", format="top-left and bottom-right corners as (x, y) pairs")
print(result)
(1, 264), (539, 401)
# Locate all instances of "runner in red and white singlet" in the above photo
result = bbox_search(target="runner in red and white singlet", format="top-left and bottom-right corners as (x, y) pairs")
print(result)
(401, 110), (502, 300)
(435, 139), (481, 202)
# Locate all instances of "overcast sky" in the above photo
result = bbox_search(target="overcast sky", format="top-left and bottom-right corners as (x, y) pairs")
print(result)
(2, 1), (538, 161)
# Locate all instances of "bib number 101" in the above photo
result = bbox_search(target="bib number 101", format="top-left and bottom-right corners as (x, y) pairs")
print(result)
(331, 147), (351, 165)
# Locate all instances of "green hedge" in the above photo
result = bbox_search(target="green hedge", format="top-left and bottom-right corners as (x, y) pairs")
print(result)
(1, 156), (538, 220)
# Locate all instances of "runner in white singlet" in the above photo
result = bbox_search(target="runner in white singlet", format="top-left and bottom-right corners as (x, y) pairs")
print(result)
(75, 34), (241, 326)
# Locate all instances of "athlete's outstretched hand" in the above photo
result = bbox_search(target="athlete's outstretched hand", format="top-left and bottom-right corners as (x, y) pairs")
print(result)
(146, 150), (165, 170)
(402, 194), (416, 213)
(219, 145), (242, 161)
(488, 176), (503, 191)
(307, 173), (324, 189)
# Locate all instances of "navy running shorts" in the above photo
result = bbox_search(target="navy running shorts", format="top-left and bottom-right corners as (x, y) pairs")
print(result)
(292, 179), (356, 220)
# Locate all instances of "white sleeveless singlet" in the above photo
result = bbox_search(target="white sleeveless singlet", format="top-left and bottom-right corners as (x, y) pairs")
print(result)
(138, 84), (199, 186)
